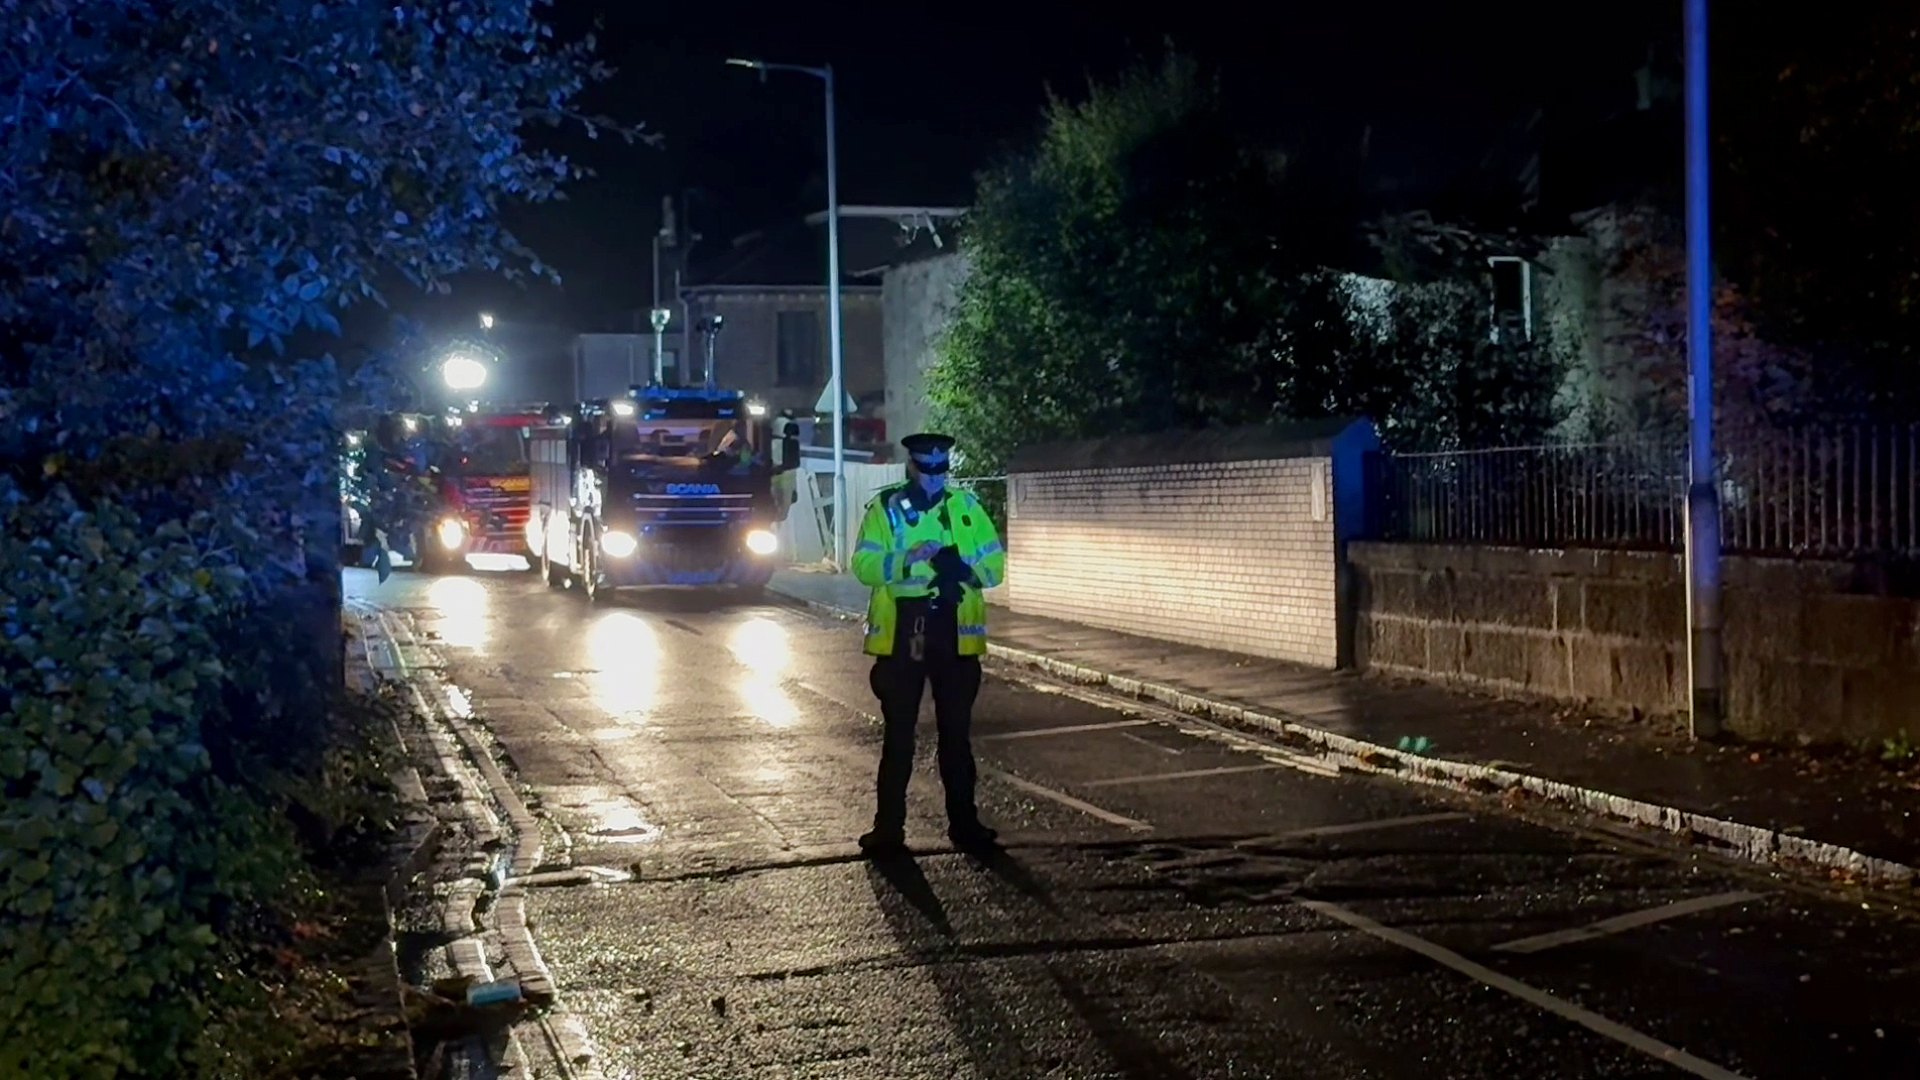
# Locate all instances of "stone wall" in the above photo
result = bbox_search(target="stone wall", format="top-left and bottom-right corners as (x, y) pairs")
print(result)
(1351, 542), (1920, 744)
(1006, 421), (1379, 669)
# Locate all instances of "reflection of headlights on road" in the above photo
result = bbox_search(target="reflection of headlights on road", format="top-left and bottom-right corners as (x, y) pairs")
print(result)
(600, 530), (638, 558)
(436, 518), (467, 549)
(744, 528), (778, 556)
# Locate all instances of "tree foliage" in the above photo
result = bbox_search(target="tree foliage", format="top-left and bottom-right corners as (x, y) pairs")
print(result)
(929, 55), (1298, 474)
(929, 53), (1564, 474)
(0, 1), (622, 1073)
(1715, 10), (1920, 416)
(1558, 204), (1821, 445)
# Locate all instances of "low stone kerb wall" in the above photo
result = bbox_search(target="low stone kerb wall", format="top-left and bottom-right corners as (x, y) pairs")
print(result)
(1351, 542), (1920, 744)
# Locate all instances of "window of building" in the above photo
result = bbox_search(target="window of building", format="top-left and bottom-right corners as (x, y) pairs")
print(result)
(775, 310), (821, 387)
(1488, 256), (1534, 344)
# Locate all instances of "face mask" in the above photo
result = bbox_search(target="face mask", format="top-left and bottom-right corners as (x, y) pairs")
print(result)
(915, 469), (948, 496)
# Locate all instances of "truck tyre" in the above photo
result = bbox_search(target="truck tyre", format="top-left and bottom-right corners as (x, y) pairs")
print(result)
(580, 545), (601, 603)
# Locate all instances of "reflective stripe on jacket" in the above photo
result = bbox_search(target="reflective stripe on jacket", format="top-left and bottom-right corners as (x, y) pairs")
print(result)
(849, 483), (1006, 657)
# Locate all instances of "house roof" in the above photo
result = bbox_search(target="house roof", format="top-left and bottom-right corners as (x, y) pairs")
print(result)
(686, 210), (960, 290)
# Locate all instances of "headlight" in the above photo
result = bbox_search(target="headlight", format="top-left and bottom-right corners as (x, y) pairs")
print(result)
(744, 528), (778, 556)
(600, 530), (638, 558)
(436, 518), (467, 549)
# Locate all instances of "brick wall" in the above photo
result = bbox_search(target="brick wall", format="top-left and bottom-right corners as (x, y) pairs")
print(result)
(1009, 460), (1340, 665)
(1351, 542), (1920, 744)
(1003, 422), (1379, 669)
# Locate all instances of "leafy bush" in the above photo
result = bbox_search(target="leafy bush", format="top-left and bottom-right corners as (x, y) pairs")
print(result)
(0, 1), (632, 1071)
(0, 486), (298, 1079)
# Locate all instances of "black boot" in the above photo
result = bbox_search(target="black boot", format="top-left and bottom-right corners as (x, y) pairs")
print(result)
(948, 820), (999, 852)
(859, 825), (907, 858)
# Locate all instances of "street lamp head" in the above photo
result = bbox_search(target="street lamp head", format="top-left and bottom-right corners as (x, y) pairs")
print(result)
(725, 57), (768, 83)
(479, 312), (495, 331)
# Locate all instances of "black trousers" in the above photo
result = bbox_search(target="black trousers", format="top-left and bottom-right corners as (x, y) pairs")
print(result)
(868, 600), (983, 832)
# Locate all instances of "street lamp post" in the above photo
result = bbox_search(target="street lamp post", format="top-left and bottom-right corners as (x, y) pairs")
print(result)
(650, 306), (672, 385)
(728, 57), (848, 571)
(1683, 0), (1722, 739)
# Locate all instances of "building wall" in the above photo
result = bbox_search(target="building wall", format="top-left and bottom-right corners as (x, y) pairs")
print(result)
(684, 289), (884, 416)
(573, 333), (652, 401)
(1007, 459), (1345, 667)
(881, 252), (971, 440)
(1350, 542), (1920, 744)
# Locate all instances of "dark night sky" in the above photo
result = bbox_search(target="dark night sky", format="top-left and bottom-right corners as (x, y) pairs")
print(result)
(400, 1), (1672, 338)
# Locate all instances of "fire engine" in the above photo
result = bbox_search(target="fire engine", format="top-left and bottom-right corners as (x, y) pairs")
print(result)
(527, 385), (801, 600)
(367, 406), (565, 573)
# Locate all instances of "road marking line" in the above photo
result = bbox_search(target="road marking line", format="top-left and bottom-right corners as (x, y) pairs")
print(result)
(1296, 899), (1751, 1080)
(1149, 813), (1471, 872)
(978, 719), (1155, 741)
(984, 767), (1153, 832)
(1258, 747), (1341, 777)
(1118, 731), (1184, 755)
(1246, 812), (1470, 844)
(1491, 891), (1765, 955)
(1082, 764), (1288, 788)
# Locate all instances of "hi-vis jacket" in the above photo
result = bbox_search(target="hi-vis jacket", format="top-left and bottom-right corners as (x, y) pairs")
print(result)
(850, 483), (1006, 657)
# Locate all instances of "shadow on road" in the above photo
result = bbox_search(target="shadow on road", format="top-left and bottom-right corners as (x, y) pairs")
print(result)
(865, 855), (953, 937)
(965, 847), (1061, 914)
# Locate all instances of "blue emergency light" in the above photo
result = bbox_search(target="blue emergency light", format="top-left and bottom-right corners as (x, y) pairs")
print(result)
(630, 385), (744, 403)
(630, 384), (743, 420)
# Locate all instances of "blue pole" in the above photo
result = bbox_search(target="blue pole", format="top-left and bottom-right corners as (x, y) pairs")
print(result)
(1683, 0), (1723, 738)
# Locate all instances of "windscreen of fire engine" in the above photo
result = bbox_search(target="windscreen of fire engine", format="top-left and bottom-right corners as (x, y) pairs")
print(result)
(451, 425), (530, 475)
(619, 421), (748, 461)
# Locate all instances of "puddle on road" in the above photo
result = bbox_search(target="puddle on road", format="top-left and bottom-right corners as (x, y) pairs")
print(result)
(586, 803), (664, 844)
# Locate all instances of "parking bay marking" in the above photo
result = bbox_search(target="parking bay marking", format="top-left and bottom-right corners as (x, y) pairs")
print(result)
(978, 718), (1155, 741)
(830, 640), (1748, 1077)
(1491, 890), (1766, 955)
(1083, 763), (1289, 788)
(1296, 899), (1750, 1079)
(1150, 812), (1471, 872)
(983, 767), (1153, 832)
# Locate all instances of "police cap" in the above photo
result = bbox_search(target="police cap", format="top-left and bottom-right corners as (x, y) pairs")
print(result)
(900, 432), (957, 458)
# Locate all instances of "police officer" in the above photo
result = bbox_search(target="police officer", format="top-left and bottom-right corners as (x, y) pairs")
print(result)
(850, 433), (1008, 855)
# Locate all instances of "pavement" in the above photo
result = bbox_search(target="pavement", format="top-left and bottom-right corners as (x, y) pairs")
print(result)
(350, 563), (1920, 1079)
(769, 567), (1920, 887)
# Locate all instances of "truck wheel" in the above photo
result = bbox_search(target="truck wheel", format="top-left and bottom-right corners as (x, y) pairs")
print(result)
(580, 546), (600, 603)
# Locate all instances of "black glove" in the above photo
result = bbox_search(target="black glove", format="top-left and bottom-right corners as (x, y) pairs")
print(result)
(928, 545), (973, 607)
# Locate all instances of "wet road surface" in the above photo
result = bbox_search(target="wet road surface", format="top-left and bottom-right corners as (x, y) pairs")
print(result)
(350, 565), (1920, 1079)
